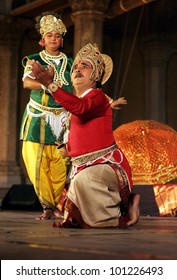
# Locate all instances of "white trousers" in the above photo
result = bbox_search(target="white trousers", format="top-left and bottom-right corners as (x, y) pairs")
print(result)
(67, 164), (121, 228)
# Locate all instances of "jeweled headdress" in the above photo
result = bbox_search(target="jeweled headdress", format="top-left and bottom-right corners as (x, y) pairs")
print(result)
(74, 43), (113, 84)
(35, 11), (67, 37)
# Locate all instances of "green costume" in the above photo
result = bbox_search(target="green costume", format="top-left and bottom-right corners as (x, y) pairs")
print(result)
(20, 51), (73, 144)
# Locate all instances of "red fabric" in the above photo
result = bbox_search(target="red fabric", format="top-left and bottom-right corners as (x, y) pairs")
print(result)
(53, 88), (115, 156)
(112, 149), (133, 190)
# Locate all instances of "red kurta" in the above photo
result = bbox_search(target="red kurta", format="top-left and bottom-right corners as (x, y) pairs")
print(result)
(53, 88), (114, 155)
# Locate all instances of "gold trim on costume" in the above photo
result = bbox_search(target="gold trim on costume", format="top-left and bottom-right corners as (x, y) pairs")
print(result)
(29, 98), (65, 116)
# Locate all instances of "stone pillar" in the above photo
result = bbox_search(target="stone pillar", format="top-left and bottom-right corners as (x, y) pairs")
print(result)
(0, 0), (12, 13)
(141, 39), (172, 122)
(69, 0), (110, 55)
(0, 15), (25, 196)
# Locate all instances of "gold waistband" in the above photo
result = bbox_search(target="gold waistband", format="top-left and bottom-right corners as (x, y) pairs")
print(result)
(29, 98), (65, 116)
(71, 144), (117, 166)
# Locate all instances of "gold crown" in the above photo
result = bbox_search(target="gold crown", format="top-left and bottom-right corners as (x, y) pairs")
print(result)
(38, 15), (67, 37)
(74, 43), (113, 84)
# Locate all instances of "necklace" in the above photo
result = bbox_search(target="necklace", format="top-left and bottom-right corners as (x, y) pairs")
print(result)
(40, 50), (69, 85)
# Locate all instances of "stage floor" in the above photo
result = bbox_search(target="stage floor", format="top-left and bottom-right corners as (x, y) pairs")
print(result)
(0, 210), (177, 260)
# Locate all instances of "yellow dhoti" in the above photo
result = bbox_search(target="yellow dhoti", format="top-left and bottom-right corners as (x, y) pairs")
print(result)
(22, 141), (67, 210)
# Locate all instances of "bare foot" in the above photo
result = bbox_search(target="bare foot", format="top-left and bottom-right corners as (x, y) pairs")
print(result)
(54, 209), (63, 218)
(36, 209), (55, 220)
(127, 193), (140, 226)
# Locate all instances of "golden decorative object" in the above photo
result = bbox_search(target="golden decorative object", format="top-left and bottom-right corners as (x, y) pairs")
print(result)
(153, 184), (177, 216)
(113, 120), (177, 185)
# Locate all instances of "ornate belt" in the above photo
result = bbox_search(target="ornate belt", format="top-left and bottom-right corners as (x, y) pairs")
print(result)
(71, 144), (118, 166)
(29, 98), (65, 116)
